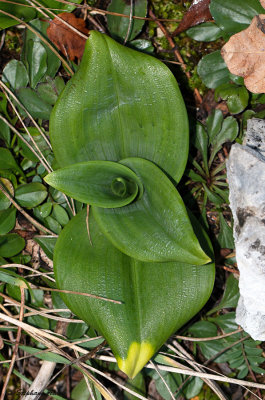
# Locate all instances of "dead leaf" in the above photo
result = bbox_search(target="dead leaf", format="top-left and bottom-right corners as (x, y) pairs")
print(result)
(261, 0), (265, 9)
(47, 13), (89, 61)
(221, 15), (265, 93)
(172, 0), (211, 36)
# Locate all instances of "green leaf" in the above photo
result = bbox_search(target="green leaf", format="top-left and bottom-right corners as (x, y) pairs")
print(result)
(22, 19), (61, 79)
(19, 344), (70, 364)
(210, 116), (238, 163)
(187, 22), (223, 42)
(107, 0), (147, 42)
(202, 184), (224, 206)
(197, 51), (230, 89)
(45, 215), (61, 234)
(128, 39), (154, 54)
(0, 178), (13, 211)
(37, 80), (60, 105)
(52, 205), (69, 226)
(47, 159), (210, 264)
(0, 119), (10, 146)
(17, 88), (52, 120)
(215, 83), (249, 114)
(38, 0), (82, 13)
(2, 60), (29, 90)
(0, 233), (25, 257)
(0, 148), (23, 175)
(15, 182), (48, 208)
(194, 123), (208, 175)
(45, 161), (142, 209)
(94, 158), (211, 264)
(34, 235), (57, 260)
(39, 202), (53, 218)
(0, 270), (28, 288)
(50, 31), (189, 184)
(67, 322), (88, 340)
(0, 0), (36, 29)
(0, 208), (16, 234)
(71, 378), (102, 400)
(206, 109), (223, 144)
(217, 213), (235, 250)
(54, 209), (215, 378)
(26, 40), (48, 88)
(210, 0), (264, 35)
(208, 274), (239, 315)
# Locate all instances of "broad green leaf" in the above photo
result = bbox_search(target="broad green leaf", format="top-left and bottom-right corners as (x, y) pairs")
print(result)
(208, 274), (239, 315)
(26, 40), (47, 88)
(2, 60), (29, 90)
(94, 158), (211, 264)
(50, 31), (189, 184)
(206, 109), (223, 144)
(217, 213), (234, 249)
(0, 0), (36, 29)
(54, 209), (215, 378)
(215, 83), (249, 114)
(197, 51), (230, 89)
(210, 0), (264, 35)
(0, 207), (16, 234)
(17, 88), (52, 120)
(15, 182), (48, 208)
(187, 22), (223, 42)
(0, 233), (25, 257)
(107, 0), (147, 42)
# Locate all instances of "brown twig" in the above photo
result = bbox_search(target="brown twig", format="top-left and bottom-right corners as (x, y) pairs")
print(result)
(149, 9), (202, 105)
(174, 327), (243, 342)
(0, 288), (25, 400)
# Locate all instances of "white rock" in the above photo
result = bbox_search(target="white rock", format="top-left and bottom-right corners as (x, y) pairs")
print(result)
(227, 118), (265, 340)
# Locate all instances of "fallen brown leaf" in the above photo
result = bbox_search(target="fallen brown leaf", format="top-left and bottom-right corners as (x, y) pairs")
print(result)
(47, 13), (89, 61)
(261, 0), (265, 9)
(221, 15), (265, 93)
(172, 0), (211, 36)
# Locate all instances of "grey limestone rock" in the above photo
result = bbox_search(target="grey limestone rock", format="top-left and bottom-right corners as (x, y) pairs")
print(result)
(227, 118), (265, 340)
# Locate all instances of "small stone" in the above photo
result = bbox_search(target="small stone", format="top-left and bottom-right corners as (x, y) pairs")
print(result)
(227, 118), (265, 340)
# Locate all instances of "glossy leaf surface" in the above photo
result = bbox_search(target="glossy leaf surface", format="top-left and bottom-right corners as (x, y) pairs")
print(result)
(46, 158), (210, 264)
(54, 209), (215, 378)
(50, 31), (189, 184)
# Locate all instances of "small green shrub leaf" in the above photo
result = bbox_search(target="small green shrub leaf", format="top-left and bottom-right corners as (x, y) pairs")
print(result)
(15, 182), (48, 208)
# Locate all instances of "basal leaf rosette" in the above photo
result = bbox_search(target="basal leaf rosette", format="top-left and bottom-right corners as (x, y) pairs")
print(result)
(46, 30), (215, 378)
